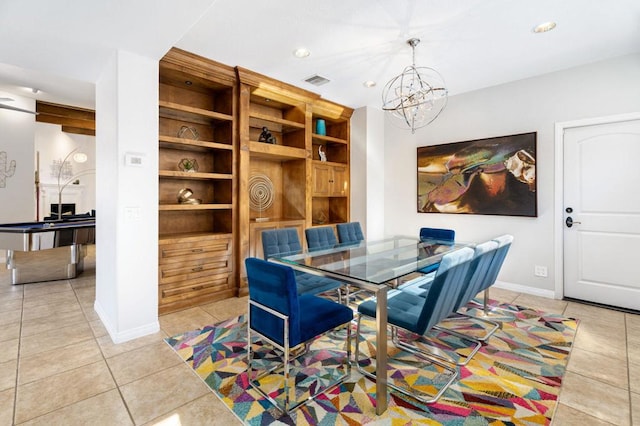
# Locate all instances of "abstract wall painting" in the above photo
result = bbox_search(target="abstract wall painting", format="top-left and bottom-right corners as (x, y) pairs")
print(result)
(417, 132), (537, 217)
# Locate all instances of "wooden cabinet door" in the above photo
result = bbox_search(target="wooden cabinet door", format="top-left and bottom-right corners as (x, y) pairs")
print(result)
(313, 163), (348, 197)
(312, 163), (331, 196)
(330, 165), (348, 196)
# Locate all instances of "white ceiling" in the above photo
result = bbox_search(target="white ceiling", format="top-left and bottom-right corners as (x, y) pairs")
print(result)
(1, 0), (639, 110)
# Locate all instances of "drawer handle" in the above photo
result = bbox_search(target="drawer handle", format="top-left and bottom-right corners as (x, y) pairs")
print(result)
(192, 266), (203, 272)
(191, 248), (204, 253)
(193, 285), (204, 291)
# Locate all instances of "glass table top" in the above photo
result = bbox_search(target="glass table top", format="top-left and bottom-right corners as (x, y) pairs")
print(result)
(274, 236), (471, 285)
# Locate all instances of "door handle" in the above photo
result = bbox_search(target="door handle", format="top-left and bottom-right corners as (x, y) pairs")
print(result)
(565, 217), (581, 228)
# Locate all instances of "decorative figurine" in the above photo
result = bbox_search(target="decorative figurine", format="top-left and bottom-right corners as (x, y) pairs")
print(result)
(318, 145), (327, 162)
(258, 126), (276, 144)
(178, 158), (198, 172)
(177, 125), (199, 140)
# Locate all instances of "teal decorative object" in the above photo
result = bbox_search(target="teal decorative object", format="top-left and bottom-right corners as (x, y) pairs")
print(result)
(316, 119), (326, 136)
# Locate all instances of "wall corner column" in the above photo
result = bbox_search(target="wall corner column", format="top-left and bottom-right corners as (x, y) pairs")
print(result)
(351, 106), (385, 239)
(94, 49), (159, 343)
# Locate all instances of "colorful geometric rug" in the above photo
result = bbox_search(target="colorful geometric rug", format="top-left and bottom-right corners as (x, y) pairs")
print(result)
(165, 300), (578, 425)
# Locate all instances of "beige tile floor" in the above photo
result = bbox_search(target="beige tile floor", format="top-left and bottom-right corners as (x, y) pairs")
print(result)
(0, 247), (638, 425)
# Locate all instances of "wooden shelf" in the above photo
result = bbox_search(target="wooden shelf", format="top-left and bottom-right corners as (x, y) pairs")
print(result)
(158, 48), (237, 314)
(312, 159), (346, 168)
(249, 112), (305, 132)
(159, 135), (232, 151)
(248, 141), (307, 161)
(159, 170), (233, 180)
(250, 217), (305, 224)
(159, 203), (233, 211)
(160, 101), (233, 124)
(159, 230), (231, 240)
(312, 133), (348, 145)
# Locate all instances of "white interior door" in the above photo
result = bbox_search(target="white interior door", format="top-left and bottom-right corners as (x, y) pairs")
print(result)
(563, 118), (640, 310)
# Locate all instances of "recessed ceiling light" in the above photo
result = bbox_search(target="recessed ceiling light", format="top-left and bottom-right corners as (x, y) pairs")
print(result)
(533, 21), (557, 33)
(363, 81), (377, 88)
(293, 48), (311, 58)
(21, 87), (40, 94)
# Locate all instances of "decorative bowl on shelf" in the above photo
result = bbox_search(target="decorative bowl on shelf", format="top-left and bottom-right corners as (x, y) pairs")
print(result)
(178, 188), (201, 204)
(181, 198), (202, 205)
(177, 126), (200, 140)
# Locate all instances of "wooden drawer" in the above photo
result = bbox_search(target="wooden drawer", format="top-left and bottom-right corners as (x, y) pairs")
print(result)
(159, 254), (232, 284)
(159, 273), (232, 306)
(159, 237), (232, 265)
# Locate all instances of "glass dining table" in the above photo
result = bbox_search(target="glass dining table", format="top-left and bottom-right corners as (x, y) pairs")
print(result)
(270, 235), (470, 415)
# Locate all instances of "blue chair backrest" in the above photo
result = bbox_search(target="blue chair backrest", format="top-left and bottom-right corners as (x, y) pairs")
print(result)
(419, 227), (455, 242)
(415, 247), (474, 333)
(261, 228), (302, 259)
(245, 257), (301, 346)
(454, 240), (499, 310)
(305, 226), (337, 251)
(482, 234), (513, 291)
(336, 222), (364, 244)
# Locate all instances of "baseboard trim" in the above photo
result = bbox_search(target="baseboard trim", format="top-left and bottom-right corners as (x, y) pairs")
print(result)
(94, 300), (160, 344)
(493, 280), (556, 299)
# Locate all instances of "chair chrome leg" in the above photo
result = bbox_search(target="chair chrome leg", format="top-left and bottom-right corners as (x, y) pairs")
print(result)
(438, 311), (501, 342)
(390, 327), (458, 365)
(355, 314), (458, 405)
(461, 290), (518, 319)
(249, 323), (352, 414)
(484, 288), (490, 315)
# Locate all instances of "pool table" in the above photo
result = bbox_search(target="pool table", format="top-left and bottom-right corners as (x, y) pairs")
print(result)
(0, 219), (95, 284)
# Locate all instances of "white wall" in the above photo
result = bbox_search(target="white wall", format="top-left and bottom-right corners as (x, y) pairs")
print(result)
(94, 49), (159, 343)
(0, 94), (35, 223)
(382, 53), (640, 295)
(351, 107), (386, 240)
(351, 108), (367, 232)
(34, 122), (96, 217)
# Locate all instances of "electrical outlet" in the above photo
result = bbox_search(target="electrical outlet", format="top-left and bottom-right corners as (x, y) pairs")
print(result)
(534, 265), (548, 277)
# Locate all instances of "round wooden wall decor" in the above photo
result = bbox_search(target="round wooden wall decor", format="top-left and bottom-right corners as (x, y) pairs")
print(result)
(248, 174), (274, 221)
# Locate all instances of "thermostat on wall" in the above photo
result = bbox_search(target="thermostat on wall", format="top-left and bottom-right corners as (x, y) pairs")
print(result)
(125, 152), (145, 167)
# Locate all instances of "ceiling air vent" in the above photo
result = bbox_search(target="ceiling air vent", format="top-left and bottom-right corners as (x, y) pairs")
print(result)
(304, 74), (330, 86)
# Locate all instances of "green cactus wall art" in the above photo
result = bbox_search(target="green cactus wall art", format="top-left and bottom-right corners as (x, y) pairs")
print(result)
(0, 151), (17, 188)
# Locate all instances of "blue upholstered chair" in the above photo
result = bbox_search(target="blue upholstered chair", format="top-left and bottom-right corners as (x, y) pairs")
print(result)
(420, 227), (455, 242)
(478, 234), (514, 314)
(417, 227), (456, 274)
(305, 226), (338, 251)
(336, 222), (364, 244)
(400, 240), (496, 301)
(306, 225), (370, 304)
(433, 240), (501, 344)
(262, 228), (302, 259)
(354, 247), (476, 404)
(400, 239), (503, 344)
(245, 258), (353, 414)
(261, 228), (343, 298)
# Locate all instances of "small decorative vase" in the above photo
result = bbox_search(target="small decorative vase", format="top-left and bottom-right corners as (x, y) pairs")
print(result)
(316, 119), (326, 136)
